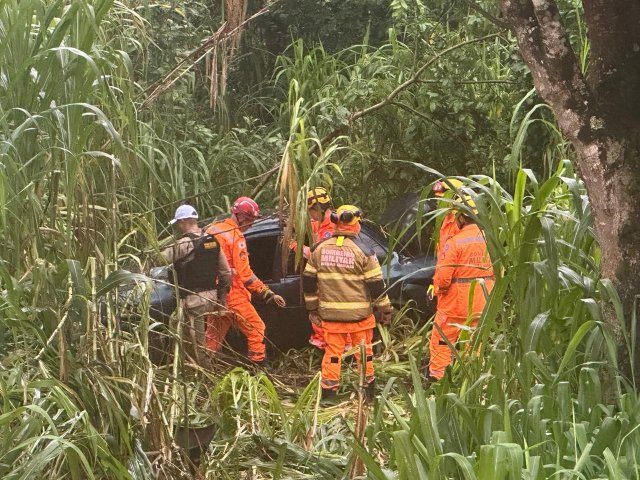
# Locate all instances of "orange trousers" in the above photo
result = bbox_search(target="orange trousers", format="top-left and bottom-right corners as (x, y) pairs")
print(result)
(206, 298), (266, 362)
(309, 319), (353, 351)
(309, 323), (326, 349)
(320, 315), (375, 391)
(429, 311), (477, 379)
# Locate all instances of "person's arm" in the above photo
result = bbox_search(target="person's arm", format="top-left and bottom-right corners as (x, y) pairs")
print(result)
(161, 238), (193, 265)
(362, 254), (391, 310)
(361, 252), (393, 324)
(160, 238), (179, 264)
(433, 238), (457, 292)
(233, 237), (285, 306)
(232, 239), (266, 294)
(160, 246), (174, 264)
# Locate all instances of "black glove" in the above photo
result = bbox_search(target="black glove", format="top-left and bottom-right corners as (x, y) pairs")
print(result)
(260, 288), (286, 307)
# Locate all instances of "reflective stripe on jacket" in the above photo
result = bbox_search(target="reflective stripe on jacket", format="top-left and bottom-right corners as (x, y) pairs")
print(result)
(433, 223), (494, 318)
(303, 231), (391, 322)
(207, 218), (266, 302)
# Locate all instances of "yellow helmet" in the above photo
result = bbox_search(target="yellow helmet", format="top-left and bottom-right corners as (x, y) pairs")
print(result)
(307, 187), (332, 208)
(453, 195), (478, 215)
(331, 204), (363, 225)
(432, 178), (464, 197)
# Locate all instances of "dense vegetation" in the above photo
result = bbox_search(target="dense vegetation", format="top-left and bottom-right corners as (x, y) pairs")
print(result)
(1, 0), (637, 478)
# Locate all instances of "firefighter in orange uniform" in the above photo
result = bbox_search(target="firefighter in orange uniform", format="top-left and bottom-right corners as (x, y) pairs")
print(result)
(305, 187), (336, 348)
(308, 187), (336, 243)
(429, 195), (494, 380)
(428, 178), (464, 301)
(432, 178), (465, 258)
(303, 205), (393, 400)
(205, 197), (286, 364)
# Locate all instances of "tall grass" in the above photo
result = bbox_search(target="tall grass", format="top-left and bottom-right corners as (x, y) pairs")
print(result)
(348, 161), (639, 478)
(1, 0), (636, 478)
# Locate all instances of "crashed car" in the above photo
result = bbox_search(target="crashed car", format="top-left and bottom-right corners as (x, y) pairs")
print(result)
(122, 215), (436, 354)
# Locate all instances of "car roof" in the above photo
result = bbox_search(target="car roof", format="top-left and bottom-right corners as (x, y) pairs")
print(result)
(201, 210), (387, 244)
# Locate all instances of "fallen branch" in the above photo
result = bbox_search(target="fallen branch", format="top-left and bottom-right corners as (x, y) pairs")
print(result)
(141, 5), (270, 109)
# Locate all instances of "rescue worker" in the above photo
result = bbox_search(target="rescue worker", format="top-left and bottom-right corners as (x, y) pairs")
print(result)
(161, 204), (231, 364)
(429, 196), (494, 380)
(205, 197), (286, 364)
(428, 178), (465, 301)
(303, 205), (393, 400)
(307, 187), (336, 242)
(432, 178), (465, 258)
(305, 187), (336, 349)
(289, 186), (335, 258)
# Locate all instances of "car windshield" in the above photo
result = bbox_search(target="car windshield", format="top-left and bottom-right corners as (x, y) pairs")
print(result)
(359, 229), (389, 262)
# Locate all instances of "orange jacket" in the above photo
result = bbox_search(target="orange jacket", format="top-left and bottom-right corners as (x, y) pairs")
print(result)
(207, 218), (266, 302)
(433, 223), (494, 318)
(436, 212), (460, 261)
(312, 210), (336, 244)
(292, 210), (336, 259)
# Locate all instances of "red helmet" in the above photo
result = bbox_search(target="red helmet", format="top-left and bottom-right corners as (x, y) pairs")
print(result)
(232, 196), (260, 217)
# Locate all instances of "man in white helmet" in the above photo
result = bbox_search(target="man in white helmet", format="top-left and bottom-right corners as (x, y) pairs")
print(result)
(162, 204), (231, 365)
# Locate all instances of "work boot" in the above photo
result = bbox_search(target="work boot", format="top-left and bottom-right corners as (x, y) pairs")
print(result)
(249, 357), (268, 372)
(364, 381), (376, 402)
(320, 388), (339, 406)
(424, 375), (441, 390)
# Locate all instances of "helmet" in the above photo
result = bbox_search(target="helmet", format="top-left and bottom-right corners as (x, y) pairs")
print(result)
(330, 204), (362, 225)
(307, 187), (332, 208)
(453, 195), (478, 215)
(232, 197), (260, 217)
(432, 178), (464, 197)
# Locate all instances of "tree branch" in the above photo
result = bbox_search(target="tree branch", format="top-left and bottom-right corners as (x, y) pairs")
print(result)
(349, 32), (504, 123)
(462, 0), (509, 29)
(392, 101), (468, 149)
(250, 33), (505, 198)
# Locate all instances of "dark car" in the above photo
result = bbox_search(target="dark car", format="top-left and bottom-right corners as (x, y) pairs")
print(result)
(122, 216), (435, 355)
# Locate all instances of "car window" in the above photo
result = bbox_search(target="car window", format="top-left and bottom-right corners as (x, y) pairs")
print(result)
(359, 230), (388, 262)
(281, 244), (301, 277)
(246, 233), (278, 282)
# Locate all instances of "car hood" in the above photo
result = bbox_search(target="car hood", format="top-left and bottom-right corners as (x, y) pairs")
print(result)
(382, 252), (435, 283)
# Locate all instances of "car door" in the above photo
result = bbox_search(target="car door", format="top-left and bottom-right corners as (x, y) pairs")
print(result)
(269, 236), (311, 350)
(244, 229), (310, 352)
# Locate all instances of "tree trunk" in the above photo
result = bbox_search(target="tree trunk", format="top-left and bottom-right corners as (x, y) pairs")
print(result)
(499, 0), (640, 385)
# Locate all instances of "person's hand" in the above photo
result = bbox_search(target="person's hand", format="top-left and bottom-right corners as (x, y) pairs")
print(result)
(378, 305), (394, 325)
(309, 310), (322, 326)
(271, 294), (286, 307)
(261, 288), (286, 307)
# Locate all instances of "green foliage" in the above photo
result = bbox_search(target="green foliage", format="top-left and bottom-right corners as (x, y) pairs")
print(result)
(345, 163), (638, 479)
(2, 0), (634, 478)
